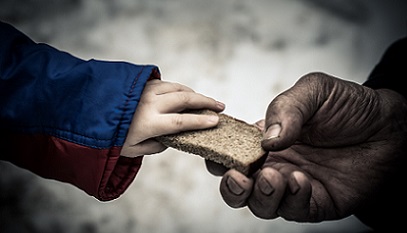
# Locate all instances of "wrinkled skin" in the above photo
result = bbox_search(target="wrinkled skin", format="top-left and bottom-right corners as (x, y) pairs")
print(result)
(206, 72), (407, 231)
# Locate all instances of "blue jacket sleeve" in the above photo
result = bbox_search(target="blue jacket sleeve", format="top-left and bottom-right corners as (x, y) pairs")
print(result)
(0, 21), (161, 201)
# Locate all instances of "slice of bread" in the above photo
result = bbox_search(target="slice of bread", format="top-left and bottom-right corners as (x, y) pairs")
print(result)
(156, 110), (267, 175)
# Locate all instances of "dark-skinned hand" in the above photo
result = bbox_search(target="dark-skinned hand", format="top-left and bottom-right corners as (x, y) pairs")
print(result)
(206, 72), (407, 231)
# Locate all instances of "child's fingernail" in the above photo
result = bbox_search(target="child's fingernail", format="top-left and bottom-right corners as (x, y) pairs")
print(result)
(216, 101), (225, 109)
(208, 115), (219, 123)
(264, 124), (281, 140)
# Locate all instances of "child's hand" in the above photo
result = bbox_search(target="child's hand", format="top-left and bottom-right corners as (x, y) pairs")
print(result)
(120, 79), (225, 157)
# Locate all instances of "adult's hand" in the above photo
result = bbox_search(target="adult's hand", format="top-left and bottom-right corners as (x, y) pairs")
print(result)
(210, 72), (407, 228)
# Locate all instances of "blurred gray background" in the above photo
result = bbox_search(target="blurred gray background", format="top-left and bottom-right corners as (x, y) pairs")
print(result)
(1, 0), (406, 232)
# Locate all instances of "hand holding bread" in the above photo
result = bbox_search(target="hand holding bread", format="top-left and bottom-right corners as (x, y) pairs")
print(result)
(156, 110), (267, 175)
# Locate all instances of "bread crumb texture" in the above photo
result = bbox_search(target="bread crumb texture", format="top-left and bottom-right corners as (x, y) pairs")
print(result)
(156, 110), (267, 175)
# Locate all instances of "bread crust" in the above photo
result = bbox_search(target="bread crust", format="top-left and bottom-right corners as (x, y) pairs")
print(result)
(156, 110), (267, 175)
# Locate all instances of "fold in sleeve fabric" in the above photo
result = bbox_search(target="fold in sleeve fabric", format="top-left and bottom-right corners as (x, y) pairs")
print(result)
(0, 21), (161, 201)
(363, 37), (407, 98)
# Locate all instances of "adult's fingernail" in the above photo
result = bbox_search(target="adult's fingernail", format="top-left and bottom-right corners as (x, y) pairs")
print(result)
(226, 176), (244, 195)
(259, 176), (274, 196)
(264, 124), (281, 140)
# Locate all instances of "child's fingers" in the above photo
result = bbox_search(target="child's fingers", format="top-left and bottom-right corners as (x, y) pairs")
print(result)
(121, 139), (167, 157)
(156, 91), (225, 113)
(154, 113), (220, 135)
(147, 80), (195, 95)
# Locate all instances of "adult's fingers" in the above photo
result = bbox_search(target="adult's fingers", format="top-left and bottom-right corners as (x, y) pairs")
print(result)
(220, 169), (253, 208)
(205, 160), (228, 176)
(247, 167), (287, 219)
(276, 171), (313, 221)
(254, 119), (265, 131)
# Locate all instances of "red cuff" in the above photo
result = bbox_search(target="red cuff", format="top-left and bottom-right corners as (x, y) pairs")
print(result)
(1, 133), (142, 201)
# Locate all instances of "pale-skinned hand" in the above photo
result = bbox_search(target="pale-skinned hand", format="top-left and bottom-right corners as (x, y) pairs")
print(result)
(121, 79), (225, 157)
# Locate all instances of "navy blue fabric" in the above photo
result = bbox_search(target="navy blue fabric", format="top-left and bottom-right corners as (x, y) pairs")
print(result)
(0, 21), (159, 148)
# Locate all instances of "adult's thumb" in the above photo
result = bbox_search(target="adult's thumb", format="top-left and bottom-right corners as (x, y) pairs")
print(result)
(261, 74), (322, 151)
